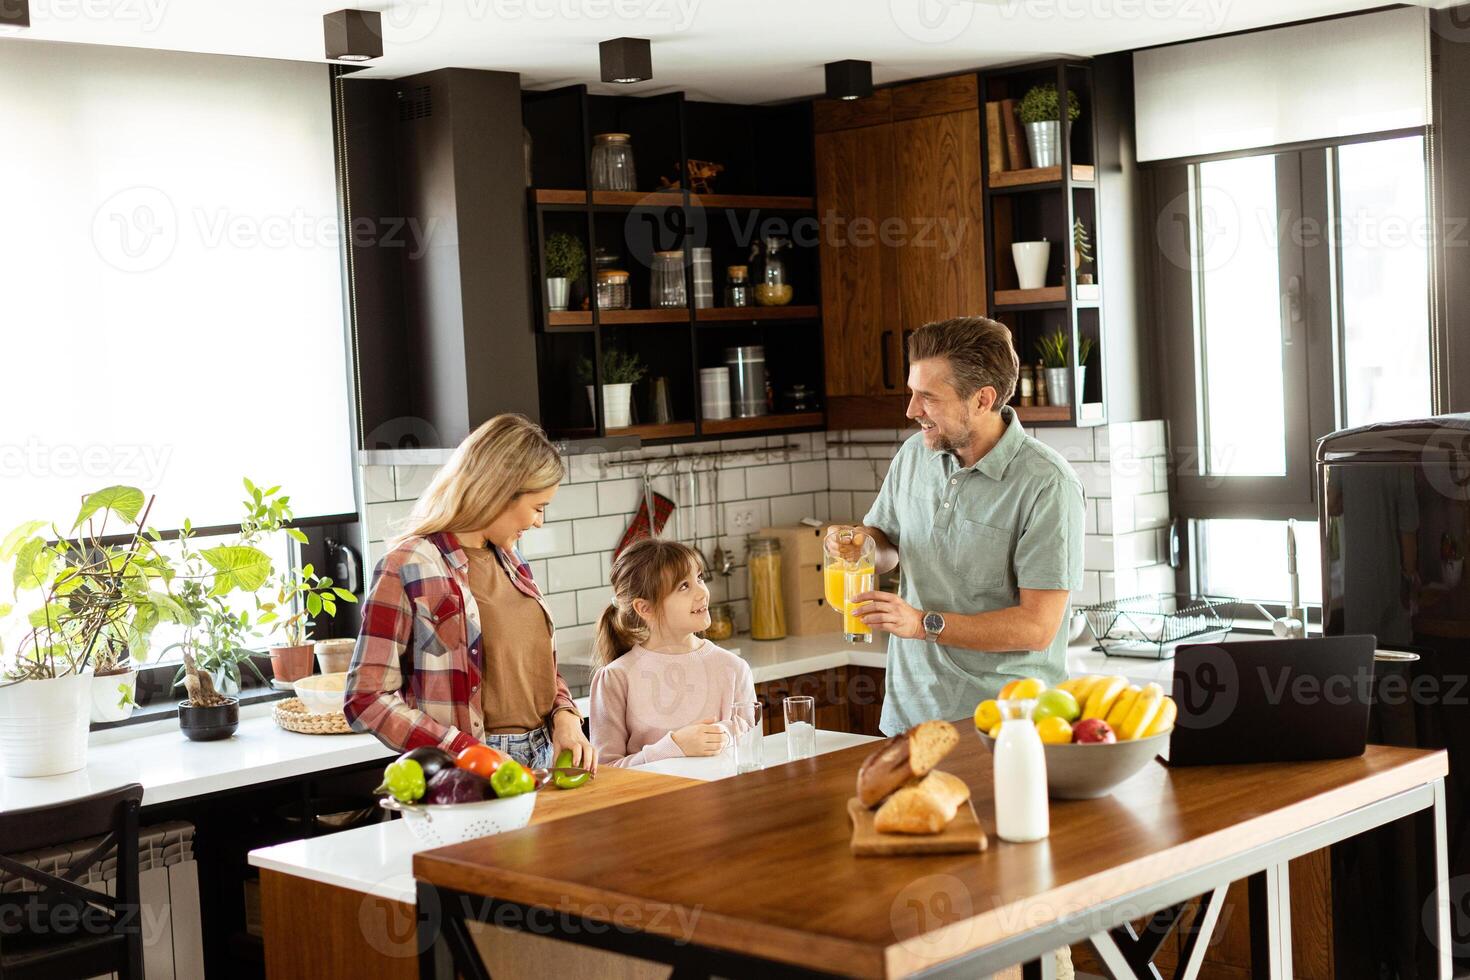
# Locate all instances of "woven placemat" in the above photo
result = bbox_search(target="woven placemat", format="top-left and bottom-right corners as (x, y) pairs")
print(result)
(274, 697), (352, 735)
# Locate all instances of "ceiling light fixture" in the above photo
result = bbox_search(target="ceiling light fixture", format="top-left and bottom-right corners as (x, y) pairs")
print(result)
(825, 60), (873, 101)
(0, 0), (30, 28)
(600, 37), (652, 84)
(323, 9), (383, 62)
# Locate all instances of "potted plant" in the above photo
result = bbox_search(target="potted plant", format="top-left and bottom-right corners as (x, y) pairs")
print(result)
(1018, 82), (1082, 169)
(1035, 331), (1094, 408)
(0, 486), (174, 774)
(260, 560), (357, 683)
(1073, 218), (1094, 285)
(577, 349), (647, 429)
(544, 232), (585, 312)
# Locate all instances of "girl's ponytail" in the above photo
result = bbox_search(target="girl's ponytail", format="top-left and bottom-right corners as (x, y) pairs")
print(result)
(594, 601), (643, 669)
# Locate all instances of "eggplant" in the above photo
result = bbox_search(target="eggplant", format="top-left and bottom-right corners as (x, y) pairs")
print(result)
(402, 746), (456, 784)
(424, 767), (492, 805)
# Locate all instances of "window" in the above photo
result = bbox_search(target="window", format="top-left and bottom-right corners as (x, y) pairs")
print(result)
(1156, 133), (1436, 605)
(0, 39), (357, 538)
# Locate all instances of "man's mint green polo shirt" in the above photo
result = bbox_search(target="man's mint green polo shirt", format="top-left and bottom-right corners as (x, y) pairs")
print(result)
(863, 407), (1085, 734)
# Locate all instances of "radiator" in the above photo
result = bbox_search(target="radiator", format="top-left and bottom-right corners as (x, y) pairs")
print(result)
(0, 820), (207, 979)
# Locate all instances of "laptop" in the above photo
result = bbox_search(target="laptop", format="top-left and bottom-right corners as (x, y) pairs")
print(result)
(1166, 635), (1377, 766)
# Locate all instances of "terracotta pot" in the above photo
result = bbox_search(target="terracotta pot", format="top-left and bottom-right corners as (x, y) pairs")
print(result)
(315, 638), (355, 675)
(269, 644), (315, 683)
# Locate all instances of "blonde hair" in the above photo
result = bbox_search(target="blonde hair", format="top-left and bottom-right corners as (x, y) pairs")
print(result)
(594, 538), (704, 668)
(395, 414), (564, 544)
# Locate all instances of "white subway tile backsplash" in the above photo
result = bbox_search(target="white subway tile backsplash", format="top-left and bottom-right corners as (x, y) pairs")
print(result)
(567, 453), (604, 484)
(1034, 427), (1094, 463)
(852, 490), (878, 521)
(1073, 461), (1112, 499)
(555, 624), (596, 665)
(546, 552), (602, 592)
(597, 478), (644, 515)
(1135, 492), (1170, 530)
(790, 459), (828, 494)
(364, 500), (414, 543)
(367, 539), (388, 572)
(528, 559), (547, 583)
(395, 465), (438, 501)
(1074, 570), (1101, 608)
(1132, 420), (1169, 458)
(548, 482), (599, 521)
(827, 491), (854, 523)
(716, 467), (746, 502)
(829, 459), (878, 492)
(572, 514), (626, 554)
(1084, 533), (1115, 572)
(362, 465), (395, 504)
(1152, 458), (1169, 492)
(575, 587), (613, 626)
(769, 493), (815, 527)
(545, 590), (578, 628)
(519, 520), (574, 559)
(745, 463), (792, 498)
(1084, 498), (1098, 535)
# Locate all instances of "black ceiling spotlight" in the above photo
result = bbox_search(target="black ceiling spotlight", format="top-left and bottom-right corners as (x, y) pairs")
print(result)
(600, 37), (652, 84)
(825, 60), (873, 101)
(324, 9), (383, 62)
(0, 0), (30, 29)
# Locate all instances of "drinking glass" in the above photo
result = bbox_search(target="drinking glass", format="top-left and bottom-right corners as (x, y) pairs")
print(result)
(824, 529), (876, 644)
(732, 700), (763, 774)
(784, 696), (816, 760)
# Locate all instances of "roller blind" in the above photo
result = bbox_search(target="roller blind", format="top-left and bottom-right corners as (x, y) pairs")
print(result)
(0, 39), (355, 533)
(1134, 7), (1430, 163)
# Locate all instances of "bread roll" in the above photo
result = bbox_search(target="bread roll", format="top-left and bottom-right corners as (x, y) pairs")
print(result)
(874, 771), (972, 835)
(855, 719), (959, 808)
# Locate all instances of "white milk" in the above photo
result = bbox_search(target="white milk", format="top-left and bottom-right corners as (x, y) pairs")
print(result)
(993, 700), (1050, 843)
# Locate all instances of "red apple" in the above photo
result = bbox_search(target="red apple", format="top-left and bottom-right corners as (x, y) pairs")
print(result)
(1072, 718), (1117, 744)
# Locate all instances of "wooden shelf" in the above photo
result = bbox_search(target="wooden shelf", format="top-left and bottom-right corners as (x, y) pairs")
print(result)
(547, 310), (593, 327)
(701, 413), (824, 435)
(691, 193), (815, 210)
(533, 188), (588, 205)
(1014, 405), (1073, 422)
(591, 190), (683, 206)
(597, 308), (690, 325)
(987, 164), (1095, 189)
(994, 287), (1067, 307)
(695, 305), (820, 322)
(606, 422), (697, 440)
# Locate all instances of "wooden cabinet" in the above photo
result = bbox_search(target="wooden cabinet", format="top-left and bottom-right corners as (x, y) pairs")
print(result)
(813, 75), (986, 431)
(753, 665), (886, 736)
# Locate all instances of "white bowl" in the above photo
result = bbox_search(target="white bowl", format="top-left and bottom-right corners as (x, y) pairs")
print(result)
(979, 728), (1170, 800)
(293, 672), (348, 716)
(383, 792), (537, 847)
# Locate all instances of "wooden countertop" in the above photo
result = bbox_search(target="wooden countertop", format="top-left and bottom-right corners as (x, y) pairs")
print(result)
(414, 737), (1447, 978)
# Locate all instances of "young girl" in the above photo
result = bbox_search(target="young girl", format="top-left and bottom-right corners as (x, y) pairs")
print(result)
(590, 538), (755, 768)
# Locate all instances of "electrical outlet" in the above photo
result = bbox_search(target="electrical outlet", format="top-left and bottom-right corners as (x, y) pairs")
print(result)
(728, 503), (760, 534)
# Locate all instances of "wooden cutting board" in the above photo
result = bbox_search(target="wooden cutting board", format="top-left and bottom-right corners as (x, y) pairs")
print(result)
(847, 797), (988, 856)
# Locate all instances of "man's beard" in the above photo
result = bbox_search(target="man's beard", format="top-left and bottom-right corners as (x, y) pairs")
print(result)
(930, 407), (973, 455)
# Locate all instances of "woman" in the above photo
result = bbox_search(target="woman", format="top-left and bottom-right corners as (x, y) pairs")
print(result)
(344, 414), (596, 773)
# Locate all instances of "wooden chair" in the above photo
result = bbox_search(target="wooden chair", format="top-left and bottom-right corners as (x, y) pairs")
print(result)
(0, 783), (145, 979)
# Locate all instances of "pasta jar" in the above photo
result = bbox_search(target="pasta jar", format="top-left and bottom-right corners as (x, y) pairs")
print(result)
(704, 603), (735, 642)
(747, 537), (787, 641)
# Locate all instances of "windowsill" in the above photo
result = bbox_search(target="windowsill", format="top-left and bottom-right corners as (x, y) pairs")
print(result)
(90, 684), (290, 732)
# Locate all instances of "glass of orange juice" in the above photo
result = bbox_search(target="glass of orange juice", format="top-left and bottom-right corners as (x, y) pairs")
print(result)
(824, 530), (876, 644)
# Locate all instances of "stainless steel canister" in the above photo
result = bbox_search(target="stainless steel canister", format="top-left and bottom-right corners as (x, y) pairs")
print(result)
(725, 345), (766, 418)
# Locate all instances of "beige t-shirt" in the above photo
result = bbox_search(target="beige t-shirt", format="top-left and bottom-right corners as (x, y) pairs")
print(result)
(462, 545), (556, 735)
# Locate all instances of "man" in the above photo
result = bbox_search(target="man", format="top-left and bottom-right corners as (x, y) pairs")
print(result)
(830, 316), (1085, 735)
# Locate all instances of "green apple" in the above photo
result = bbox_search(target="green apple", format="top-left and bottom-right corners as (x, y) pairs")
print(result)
(1032, 688), (1080, 723)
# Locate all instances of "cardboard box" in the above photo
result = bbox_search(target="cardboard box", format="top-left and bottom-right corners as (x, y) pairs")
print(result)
(757, 525), (835, 635)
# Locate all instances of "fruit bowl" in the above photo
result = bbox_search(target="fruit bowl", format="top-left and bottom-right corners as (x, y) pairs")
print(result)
(380, 791), (537, 846)
(978, 729), (1170, 800)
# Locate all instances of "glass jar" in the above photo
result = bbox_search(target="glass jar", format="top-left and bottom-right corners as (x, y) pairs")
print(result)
(590, 133), (636, 192)
(724, 265), (750, 307)
(704, 603), (735, 642)
(753, 236), (793, 307)
(747, 537), (787, 641)
(596, 269), (630, 311)
(651, 250), (687, 309)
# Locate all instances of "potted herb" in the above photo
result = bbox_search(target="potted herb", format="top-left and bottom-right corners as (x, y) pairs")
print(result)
(544, 232), (586, 312)
(0, 486), (174, 774)
(576, 349), (647, 429)
(1018, 83), (1082, 169)
(1035, 330), (1094, 408)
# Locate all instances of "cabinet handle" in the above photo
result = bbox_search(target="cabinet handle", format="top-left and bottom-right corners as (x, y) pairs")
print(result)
(881, 331), (895, 390)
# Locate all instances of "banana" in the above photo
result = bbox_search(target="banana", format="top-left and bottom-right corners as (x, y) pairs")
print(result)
(1105, 685), (1142, 728)
(1120, 683), (1165, 740)
(1083, 676), (1128, 720)
(1061, 674), (1104, 704)
(1142, 696), (1177, 737)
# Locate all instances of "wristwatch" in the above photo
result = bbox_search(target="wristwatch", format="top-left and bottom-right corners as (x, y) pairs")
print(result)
(922, 611), (946, 643)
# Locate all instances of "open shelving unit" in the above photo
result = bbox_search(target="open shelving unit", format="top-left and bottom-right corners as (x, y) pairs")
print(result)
(981, 60), (1106, 426)
(523, 86), (825, 444)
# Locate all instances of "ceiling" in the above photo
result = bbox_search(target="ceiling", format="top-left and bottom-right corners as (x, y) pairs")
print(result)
(4, 0), (1451, 103)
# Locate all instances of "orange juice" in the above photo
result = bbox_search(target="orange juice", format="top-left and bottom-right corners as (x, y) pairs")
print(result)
(825, 562), (874, 638)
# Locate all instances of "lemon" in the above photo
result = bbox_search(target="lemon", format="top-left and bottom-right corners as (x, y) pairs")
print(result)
(999, 677), (1046, 701)
(1036, 716), (1073, 745)
(973, 699), (1001, 732)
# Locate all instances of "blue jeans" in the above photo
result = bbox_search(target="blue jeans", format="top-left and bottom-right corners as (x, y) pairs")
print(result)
(482, 726), (554, 770)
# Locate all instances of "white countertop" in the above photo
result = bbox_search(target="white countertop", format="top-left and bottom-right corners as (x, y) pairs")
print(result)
(248, 727), (880, 903)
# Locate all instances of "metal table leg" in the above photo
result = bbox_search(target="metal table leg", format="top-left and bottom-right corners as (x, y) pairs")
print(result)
(1248, 864), (1292, 978)
(1176, 887), (1227, 980)
(1428, 777), (1452, 979)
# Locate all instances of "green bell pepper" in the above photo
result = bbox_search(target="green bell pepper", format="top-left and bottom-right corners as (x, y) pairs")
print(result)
(378, 757), (426, 804)
(490, 759), (535, 798)
(552, 748), (589, 790)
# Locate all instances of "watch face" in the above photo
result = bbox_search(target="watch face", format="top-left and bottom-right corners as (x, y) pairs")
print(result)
(924, 612), (944, 633)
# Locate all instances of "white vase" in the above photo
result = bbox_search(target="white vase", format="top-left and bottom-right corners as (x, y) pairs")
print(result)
(1012, 241), (1051, 290)
(0, 671), (91, 777)
(598, 382), (634, 429)
(90, 669), (138, 724)
(546, 277), (569, 311)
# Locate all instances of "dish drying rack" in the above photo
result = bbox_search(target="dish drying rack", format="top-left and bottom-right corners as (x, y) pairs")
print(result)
(1079, 593), (1236, 660)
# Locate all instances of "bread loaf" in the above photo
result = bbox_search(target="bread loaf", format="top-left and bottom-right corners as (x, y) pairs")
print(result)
(874, 771), (972, 835)
(855, 719), (959, 808)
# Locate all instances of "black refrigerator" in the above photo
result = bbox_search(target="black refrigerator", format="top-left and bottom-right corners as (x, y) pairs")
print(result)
(1319, 414), (1470, 977)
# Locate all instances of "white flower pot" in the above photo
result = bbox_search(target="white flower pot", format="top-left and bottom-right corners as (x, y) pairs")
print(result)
(546, 277), (570, 311)
(91, 669), (138, 724)
(587, 383), (634, 429)
(1011, 241), (1051, 290)
(0, 671), (91, 777)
